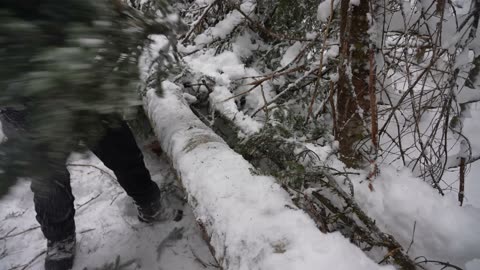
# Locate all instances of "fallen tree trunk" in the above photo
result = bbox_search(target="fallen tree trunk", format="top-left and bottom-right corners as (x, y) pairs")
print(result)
(140, 35), (393, 270)
(195, 111), (417, 269)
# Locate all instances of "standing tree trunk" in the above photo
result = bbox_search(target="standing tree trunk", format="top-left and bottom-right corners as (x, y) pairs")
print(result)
(336, 0), (372, 167)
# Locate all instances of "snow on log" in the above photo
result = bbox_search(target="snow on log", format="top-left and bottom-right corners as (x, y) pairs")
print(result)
(141, 36), (393, 270)
(145, 83), (394, 270)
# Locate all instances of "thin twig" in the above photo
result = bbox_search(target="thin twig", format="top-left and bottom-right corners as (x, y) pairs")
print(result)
(222, 65), (306, 102)
(66, 163), (118, 184)
(76, 193), (102, 211)
(79, 228), (95, 234)
(459, 157), (466, 206)
(406, 221), (416, 254)
(0, 226), (40, 241)
(110, 191), (123, 206)
(448, 155), (480, 169)
(252, 67), (330, 117)
(234, 7), (313, 42)
(415, 256), (463, 270)
(1, 227), (17, 239)
(259, 85), (269, 123)
(190, 245), (220, 269)
(20, 249), (46, 270)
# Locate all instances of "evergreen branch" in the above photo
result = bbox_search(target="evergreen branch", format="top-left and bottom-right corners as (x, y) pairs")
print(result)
(234, 6), (314, 42)
(181, 0), (220, 44)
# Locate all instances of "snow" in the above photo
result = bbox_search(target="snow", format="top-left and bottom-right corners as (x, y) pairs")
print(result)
(4, 0), (480, 269)
(461, 160), (480, 207)
(462, 103), (480, 154)
(170, 0), (480, 268)
(350, 0), (360, 6)
(143, 82), (394, 270)
(194, 0), (216, 5)
(209, 85), (264, 134)
(194, 1), (256, 45)
(466, 258), (480, 270)
(331, 165), (480, 269)
(317, 0), (338, 22)
(183, 92), (198, 104)
(183, 49), (265, 135)
(185, 50), (245, 84)
(325, 45), (339, 58)
(280, 42), (303, 67)
(302, 124), (480, 270)
(231, 32), (261, 59)
(0, 148), (217, 270)
(452, 0), (473, 14)
(177, 0), (276, 134)
(443, 103), (480, 207)
(139, 35), (170, 83)
(139, 31), (396, 268)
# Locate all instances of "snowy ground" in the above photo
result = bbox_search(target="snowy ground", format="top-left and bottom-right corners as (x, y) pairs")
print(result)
(305, 141), (480, 270)
(0, 140), (218, 270)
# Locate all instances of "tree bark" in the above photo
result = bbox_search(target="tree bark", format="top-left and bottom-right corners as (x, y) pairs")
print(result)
(336, 0), (371, 167)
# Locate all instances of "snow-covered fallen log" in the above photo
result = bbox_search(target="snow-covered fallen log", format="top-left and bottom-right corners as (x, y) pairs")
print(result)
(144, 82), (394, 270)
(138, 31), (393, 268)
(137, 17), (392, 265)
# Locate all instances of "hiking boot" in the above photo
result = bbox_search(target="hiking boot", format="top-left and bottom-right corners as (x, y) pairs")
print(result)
(45, 235), (76, 270)
(137, 196), (183, 223)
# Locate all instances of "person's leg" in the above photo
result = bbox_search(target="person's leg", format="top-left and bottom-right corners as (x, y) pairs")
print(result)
(1, 108), (76, 240)
(30, 167), (76, 241)
(29, 153), (77, 270)
(2, 109), (77, 269)
(91, 119), (160, 206)
(91, 119), (182, 222)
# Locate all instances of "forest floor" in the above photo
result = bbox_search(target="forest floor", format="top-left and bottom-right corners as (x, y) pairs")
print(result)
(0, 138), (218, 270)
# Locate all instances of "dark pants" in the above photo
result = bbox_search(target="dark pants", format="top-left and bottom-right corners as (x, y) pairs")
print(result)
(29, 120), (160, 241)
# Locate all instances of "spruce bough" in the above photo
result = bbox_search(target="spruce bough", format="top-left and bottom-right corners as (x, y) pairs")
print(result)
(0, 0), (180, 195)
